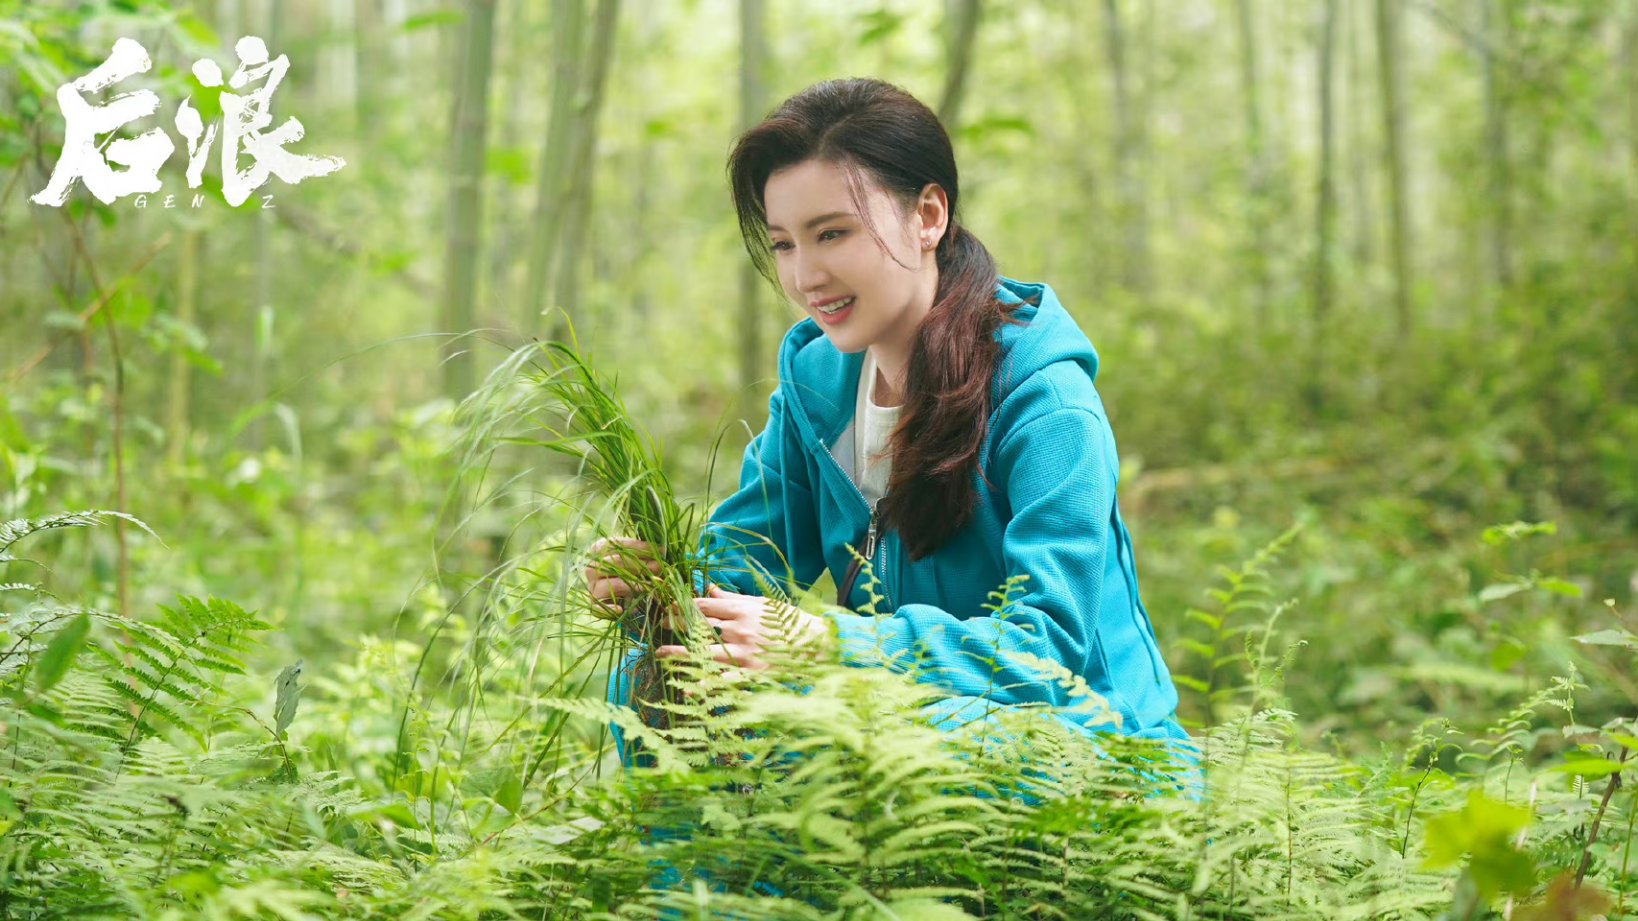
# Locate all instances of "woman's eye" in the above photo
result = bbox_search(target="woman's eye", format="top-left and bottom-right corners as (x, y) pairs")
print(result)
(769, 230), (842, 253)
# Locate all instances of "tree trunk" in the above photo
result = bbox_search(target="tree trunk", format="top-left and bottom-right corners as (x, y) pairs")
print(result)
(486, 0), (535, 320)
(631, 15), (660, 326)
(1101, 0), (1150, 297)
(1375, 0), (1413, 338)
(1310, 0), (1339, 415)
(548, 0), (619, 340)
(737, 0), (768, 426)
(1627, 0), (1638, 263)
(1626, 0), (1638, 393)
(386, 0), (410, 102)
(1140, 0), (1157, 283)
(250, 0), (284, 448)
(441, 0), (499, 398)
(1346, 0), (1374, 270)
(324, 0), (357, 129)
(1630, 0), (1638, 204)
(355, 0), (381, 144)
(1061, 0), (1107, 300)
(1480, 0), (1512, 300)
(167, 231), (200, 468)
(937, 0), (981, 130)
(1234, 0), (1270, 325)
(523, 0), (586, 333)
(218, 0), (240, 58)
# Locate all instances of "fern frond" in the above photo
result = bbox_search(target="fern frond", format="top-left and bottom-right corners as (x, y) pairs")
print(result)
(0, 509), (160, 559)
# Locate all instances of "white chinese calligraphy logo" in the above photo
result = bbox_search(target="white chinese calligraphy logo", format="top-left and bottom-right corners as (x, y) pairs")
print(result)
(31, 37), (344, 208)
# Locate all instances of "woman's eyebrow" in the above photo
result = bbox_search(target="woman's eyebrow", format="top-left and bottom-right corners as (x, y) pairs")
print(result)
(767, 211), (855, 233)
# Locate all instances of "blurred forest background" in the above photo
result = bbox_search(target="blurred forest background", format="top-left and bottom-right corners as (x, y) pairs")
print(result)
(3, 0), (1638, 915)
(3, 0), (1638, 911)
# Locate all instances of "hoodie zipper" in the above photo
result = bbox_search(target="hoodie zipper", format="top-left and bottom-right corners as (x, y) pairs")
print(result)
(829, 439), (890, 610)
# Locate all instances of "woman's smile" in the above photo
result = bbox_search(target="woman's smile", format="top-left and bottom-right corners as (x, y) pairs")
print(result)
(816, 296), (856, 324)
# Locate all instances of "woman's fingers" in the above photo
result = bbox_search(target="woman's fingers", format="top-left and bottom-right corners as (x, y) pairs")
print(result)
(588, 536), (656, 559)
(582, 537), (663, 604)
(585, 578), (633, 620)
(693, 595), (749, 619)
(582, 564), (659, 599)
(587, 577), (681, 620)
(587, 575), (635, 604)
(659, 602), (739, 640)
(588, 551), (661, 572)
(654, 643), (753, 668)
(656, 604), (680, 631)
(586, 550), (661, 581)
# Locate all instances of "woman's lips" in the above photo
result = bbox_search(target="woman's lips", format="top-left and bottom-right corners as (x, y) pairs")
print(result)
(817, 298), (854, 325)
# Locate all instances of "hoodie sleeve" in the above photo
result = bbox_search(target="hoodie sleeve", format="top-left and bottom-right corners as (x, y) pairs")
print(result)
(694, 385), (827, 600)
(822, 406), (1122, 722)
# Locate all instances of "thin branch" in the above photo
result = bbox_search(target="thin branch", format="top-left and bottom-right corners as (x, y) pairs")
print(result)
(1576, 743), (1631, 888)
(1405, 0), (1606, 138)
(57, 210), (131, 618)
(7, 234), (173, 384)
(0, 158), (29, 214)
(273, 202), (436, 293)
(1404, 0), (1524, 69)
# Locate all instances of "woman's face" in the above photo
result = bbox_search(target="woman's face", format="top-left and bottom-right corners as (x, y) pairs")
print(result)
(763, 159), (945, 356)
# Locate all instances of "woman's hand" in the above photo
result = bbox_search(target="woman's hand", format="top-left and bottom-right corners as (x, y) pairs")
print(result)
(582, 536), (662, 619)
(654, 584), (833, 671)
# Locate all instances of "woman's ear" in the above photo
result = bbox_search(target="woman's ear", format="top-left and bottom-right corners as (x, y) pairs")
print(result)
(917, 183), (949, 247)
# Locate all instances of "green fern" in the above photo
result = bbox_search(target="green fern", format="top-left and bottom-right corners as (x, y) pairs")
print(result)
(81, 596), (272, 753)
(0, 509), (159, 564)
(1174, 523), (1304, 726)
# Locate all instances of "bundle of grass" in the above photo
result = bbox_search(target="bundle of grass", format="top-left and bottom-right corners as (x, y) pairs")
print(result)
(501, 339), (713, 743)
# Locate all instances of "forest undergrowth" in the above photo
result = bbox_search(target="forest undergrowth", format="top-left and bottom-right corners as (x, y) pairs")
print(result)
(2, 340), (1636, 921)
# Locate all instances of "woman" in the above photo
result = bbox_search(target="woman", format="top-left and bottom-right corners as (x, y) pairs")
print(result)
(587, 77), (1189, 765)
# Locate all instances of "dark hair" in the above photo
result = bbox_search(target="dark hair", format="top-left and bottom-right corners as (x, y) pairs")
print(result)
(727, 78), (1019, 561)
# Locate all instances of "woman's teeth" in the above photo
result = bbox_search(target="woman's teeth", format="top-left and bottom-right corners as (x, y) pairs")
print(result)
(820, 297), (855, 315)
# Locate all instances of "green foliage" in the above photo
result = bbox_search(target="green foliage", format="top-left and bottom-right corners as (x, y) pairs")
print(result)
(274, 657), (303, 738)
(4, 480), (1634, 920)
(30, 612), (88, 693)
(4, 1), (1638, 913)
(1173, 521), (1303, 726)
(1423, 791), (1536, 899)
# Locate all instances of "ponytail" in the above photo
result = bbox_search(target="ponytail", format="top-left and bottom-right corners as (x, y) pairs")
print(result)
(878, 221), (1019, 560)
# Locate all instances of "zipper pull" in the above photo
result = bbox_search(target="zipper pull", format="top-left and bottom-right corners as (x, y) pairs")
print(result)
(863, 503), (880, 561)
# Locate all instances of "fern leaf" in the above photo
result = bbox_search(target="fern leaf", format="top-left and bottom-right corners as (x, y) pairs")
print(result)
(0, 510), (160, 556)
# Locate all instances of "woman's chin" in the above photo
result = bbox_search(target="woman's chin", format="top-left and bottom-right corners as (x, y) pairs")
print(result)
(822, 331), (869, 353)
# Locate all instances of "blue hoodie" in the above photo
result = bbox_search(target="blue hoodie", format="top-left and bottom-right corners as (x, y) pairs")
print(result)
(608, 277), (1188, 763)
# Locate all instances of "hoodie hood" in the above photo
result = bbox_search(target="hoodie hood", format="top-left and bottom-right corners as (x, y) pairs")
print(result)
(775, 276), (1100, 448)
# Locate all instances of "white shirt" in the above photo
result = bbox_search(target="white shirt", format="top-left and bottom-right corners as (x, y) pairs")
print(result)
(854, 349), (901, 504)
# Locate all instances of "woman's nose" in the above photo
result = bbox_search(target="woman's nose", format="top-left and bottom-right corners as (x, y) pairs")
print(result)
(792, 247), (831, 296)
